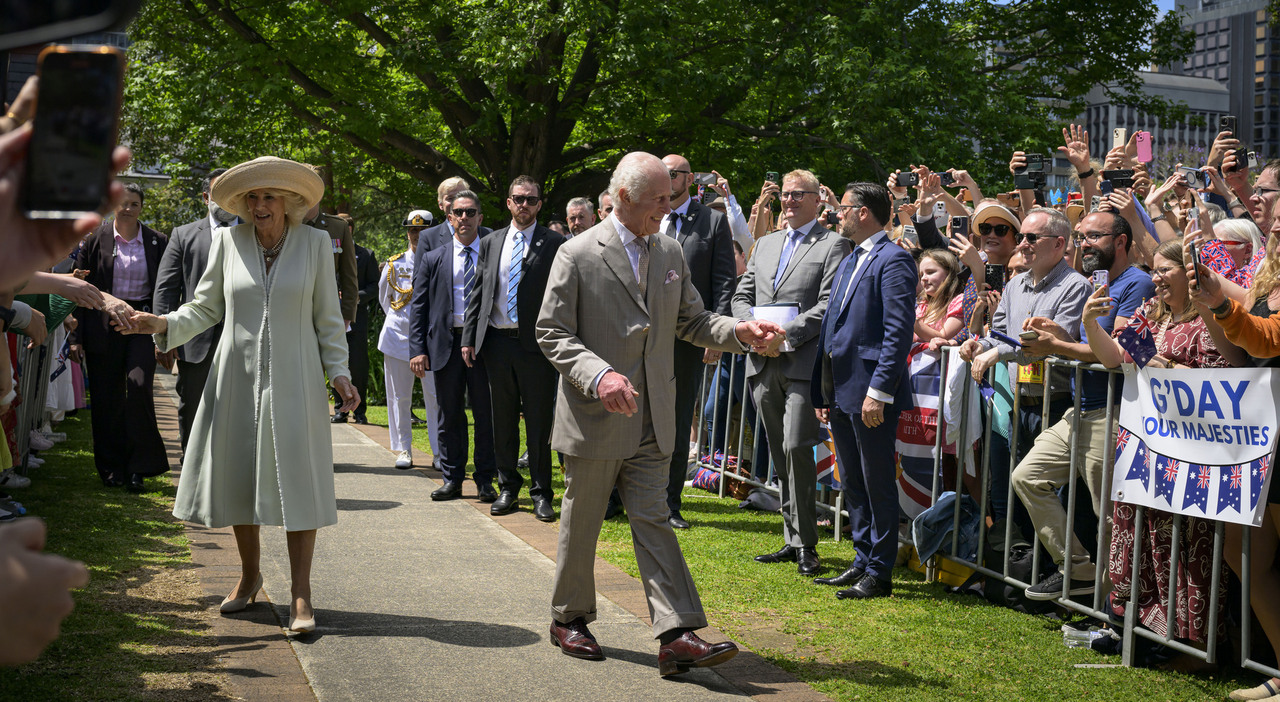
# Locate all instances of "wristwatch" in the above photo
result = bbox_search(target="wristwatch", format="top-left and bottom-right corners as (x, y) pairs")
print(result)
(1210, 298), (1234, 318)
(0, 305), (14, 333)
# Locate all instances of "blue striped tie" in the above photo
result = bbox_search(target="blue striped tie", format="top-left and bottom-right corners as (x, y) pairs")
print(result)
(507, 231), (524, 322)
(462, 247), (476, 307)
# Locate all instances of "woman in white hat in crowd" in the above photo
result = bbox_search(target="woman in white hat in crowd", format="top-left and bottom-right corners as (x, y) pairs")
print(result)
(119, 156), (359, 635)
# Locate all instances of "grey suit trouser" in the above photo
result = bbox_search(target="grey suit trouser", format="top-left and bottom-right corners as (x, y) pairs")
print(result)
(551, 403), (707, 638)
(751, 359), (822, 548)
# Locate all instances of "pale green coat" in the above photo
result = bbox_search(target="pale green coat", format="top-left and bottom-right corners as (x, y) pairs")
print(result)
(156, 223), (349, 531)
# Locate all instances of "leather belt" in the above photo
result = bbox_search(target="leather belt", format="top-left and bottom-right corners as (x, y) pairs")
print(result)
(492, 327), (519, 337)
(451, 326), (464, 335)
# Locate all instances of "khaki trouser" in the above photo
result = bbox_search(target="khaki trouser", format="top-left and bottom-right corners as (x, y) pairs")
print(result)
(1011, 407), (1113, 582)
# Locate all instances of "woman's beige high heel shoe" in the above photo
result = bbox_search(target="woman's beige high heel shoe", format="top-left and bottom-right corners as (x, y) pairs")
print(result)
(287, 602), (316, 634)
(219, 573), (263, 614)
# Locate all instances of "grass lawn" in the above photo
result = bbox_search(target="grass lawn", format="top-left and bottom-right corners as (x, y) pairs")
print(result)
(0, 411), (229, 701)
(364, 403), (1251, 701)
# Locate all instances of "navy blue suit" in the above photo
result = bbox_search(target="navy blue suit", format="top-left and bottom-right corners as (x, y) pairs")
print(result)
(408, 240), (496, 486)
(812, 233), (917, 582)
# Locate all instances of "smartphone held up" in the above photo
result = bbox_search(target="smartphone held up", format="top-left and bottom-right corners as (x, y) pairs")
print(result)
(23, 45), (127, 220)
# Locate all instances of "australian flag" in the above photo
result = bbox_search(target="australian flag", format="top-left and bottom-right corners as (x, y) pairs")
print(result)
(1182, 464), (1212, 512)
(1154, 454), (1180, 505)
(1117, 310), (1159, 368)
(1249, 456), (1272, 511)
(1126, 439), (1152, 490)
(1115, 427), (1134, 456)
(1218, 463), (1243, 515)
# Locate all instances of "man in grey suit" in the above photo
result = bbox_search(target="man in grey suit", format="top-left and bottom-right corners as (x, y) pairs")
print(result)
(732, 169), (850, 577)
(153, 168), (235, 452)
(537, 151), (784, 675)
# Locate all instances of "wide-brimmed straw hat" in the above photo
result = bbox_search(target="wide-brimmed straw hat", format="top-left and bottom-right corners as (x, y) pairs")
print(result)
(210, 156), (324, 224)
(970, 201), (1021, 236)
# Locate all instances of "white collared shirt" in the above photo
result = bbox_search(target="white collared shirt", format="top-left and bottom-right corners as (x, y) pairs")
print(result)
(451, 236), (479, 326)
(835, 230), (894, 404)
(660, 198), (693, 238)
(490, 222), (536, 328)
(612, 213), (646, 282)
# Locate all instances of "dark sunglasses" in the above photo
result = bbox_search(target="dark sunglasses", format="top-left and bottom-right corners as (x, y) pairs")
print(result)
(510, 195), (540, 206)
(1018, 232), (1061, 245)
(668, 169), (691, 179)
(451, 207), (479, 218)
(977, 222), (1013, 237)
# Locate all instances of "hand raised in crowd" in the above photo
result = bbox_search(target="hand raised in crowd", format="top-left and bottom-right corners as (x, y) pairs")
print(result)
(597, 370), (640, 416)
(114, 310), (166, 335)
(1008, 151), (1027, 176)
(1186, 238), (1226, 309)
(917, 171), (943, 209)
(0, 519), (90, 666)
(897, 201), (918, 224)
(887, 170), (908, 198)
(949, 168), (978, 190)
(1145, 172), (1184, 213)
(1103, 145), (1128, 171)
(757, 180), (779, 208)
(1131, 168), (1153, 199)
(1057, 124), (1092, 172)
(0, 77), (37, 135)
(0, 126), (133, 291)
(333, 376), (360, 414)
(1104, 192), (1135, 218)
(1207, 129), (1240, 170)
(1081, 285), (1114, 325)
(1221, 150), (1250, 192)
(1201, 165), (1232, 201)
(711, 171), (731, 199)
(947, 228), (984, 275)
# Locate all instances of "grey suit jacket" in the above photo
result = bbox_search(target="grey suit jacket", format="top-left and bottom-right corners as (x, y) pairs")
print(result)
(154, 217), (223, 364)
(536, 218), (745, 460)
(670, 199), (735, 316)
(732, 222), (850, 381)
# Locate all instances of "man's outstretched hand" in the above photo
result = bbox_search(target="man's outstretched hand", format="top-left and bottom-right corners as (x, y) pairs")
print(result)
(735, 320), (786, 352)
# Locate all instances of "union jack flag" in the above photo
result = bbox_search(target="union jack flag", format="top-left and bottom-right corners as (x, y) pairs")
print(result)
(1229, 466), (1243, 489)
(1163, 458), (1180, 483)
(1183, 463), (1211, 512)
(1155, 454), (1180, 504)
(1219, 463), (1243, 514)
(1196, 465), (1212, 488)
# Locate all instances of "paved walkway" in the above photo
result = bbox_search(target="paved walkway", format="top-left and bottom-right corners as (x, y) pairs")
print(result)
(156, 374), (825, 702)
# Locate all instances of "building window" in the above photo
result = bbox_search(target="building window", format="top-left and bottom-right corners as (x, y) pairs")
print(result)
(1259, 59), (1268, 73)
(1261, 42), (1269, 57)
(1219, 50), (1228, 64)
(1219, 67), (1229, 80)
(1260, 25), (1269, 40)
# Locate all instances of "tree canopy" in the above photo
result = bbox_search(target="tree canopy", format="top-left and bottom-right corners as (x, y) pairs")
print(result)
(123, 0), (1191, 253)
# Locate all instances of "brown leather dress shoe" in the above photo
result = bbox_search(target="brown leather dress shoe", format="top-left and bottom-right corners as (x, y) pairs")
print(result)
(657, 631), (738, 676)
(550, 619), (604, 661)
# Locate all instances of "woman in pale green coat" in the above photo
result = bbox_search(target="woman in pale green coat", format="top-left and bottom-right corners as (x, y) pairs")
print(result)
(121, 157), (359, 635)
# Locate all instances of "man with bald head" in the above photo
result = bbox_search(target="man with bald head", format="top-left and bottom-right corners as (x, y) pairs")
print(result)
(537, 151), (784, 674)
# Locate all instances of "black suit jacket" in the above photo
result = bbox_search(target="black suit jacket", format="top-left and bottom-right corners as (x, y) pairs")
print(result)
(154, 216), (223, 363)
(462, 224), (565, 354)
(351, 244), (380, 334)
(670, 199), (735, 316)
(73, 221), (168, 352)
(408, 242), (468, 370)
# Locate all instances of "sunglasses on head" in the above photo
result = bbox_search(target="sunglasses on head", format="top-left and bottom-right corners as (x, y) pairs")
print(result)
(451, 207), (479, 218)
(510, 195), (540, 206)
(977, 222), (1013, 237)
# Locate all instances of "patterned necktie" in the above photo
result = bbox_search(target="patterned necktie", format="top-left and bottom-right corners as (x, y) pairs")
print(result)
(774, 229), (802, 289)
(633, 238), (649, 297)
(666, 212), (681, 238)
(462, 247), (476, 307)
(508, 231), (524, 322)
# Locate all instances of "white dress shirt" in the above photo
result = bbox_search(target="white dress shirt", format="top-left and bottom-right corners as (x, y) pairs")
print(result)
(490, 222), (536, 329)
(450, 237), (479, 326)
(660, 198), (692, 238)
(835, 230), (895, 405)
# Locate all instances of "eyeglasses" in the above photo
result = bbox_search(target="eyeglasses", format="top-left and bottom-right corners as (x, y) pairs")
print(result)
(1256, 186), (1280, 198)
(668, 170), (691, 179)
(1017, 232), (1062, 245)
(1220, 239), (1252, 248)
(779, 191), (817, 201)
(509, 195), (540, 206)
(1152, 265), (1182, 278)
(451, 207), (479, 218)
(977, 223), (1013, 237)
(1071, 231), (1115, 244)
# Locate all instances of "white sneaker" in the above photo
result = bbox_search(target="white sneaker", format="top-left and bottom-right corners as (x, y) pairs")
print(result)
(43, 431), (66, 443)
(24, 456), (43, 468)
(0, 471), (30, 488)
(394, 451), (412, 469)
(28, 432), (53, 451)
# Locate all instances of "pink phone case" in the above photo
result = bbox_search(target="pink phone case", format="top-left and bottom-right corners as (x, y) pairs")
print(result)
(1135, 132), (1152, 163)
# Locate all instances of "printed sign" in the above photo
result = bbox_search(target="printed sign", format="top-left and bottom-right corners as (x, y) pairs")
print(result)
(1112, 366), (1280, 526)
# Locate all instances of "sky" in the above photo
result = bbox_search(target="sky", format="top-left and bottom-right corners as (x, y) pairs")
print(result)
(1156, 0), (1179, 18)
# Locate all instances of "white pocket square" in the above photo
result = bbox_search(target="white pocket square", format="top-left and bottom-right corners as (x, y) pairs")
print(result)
(664, 270), (679, 284)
